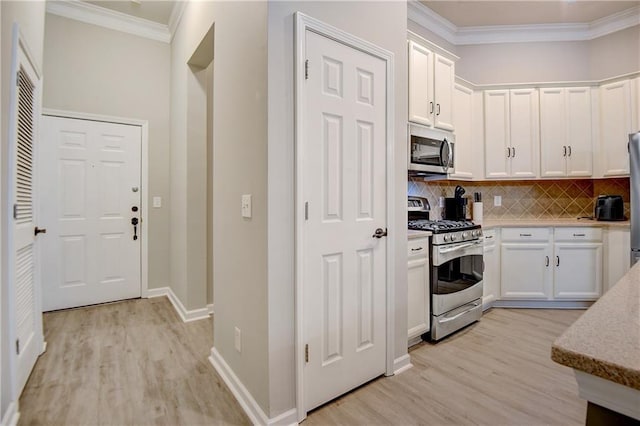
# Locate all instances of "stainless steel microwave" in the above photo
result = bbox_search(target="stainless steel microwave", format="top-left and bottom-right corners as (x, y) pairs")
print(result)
(408, 123), (454, 175)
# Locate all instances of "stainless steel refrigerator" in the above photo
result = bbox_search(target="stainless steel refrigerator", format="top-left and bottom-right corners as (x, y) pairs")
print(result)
(630, 131), (640, 265)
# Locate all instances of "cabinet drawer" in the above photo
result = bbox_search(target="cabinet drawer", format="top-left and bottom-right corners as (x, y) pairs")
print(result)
(483, 229), (497, 248)
(501, 227), (551, 242)
(408, 238), (429, 257)
(554, 227), (602, 242)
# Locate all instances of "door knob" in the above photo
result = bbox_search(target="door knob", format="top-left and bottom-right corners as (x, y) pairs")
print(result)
(34, 226), (47, 236)
(131, 217), (139, 241)
(372, 228), (388, 238)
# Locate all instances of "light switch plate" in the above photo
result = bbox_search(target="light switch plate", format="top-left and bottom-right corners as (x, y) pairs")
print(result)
(153, 196), (162, 208)
(234, 327), (242, 353)
(241, 194), (252, 218)
(494, 195), (502, 207)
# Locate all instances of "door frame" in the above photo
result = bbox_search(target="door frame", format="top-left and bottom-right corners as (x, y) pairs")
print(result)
(40, 109), (150, 300)
(294, 12), (396, 421)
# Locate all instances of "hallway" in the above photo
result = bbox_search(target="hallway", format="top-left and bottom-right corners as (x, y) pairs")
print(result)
(18, 297), (249, 425)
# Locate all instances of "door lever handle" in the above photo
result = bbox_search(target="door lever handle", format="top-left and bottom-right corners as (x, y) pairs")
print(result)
(372, 228), (388, 238)
(131, 217), (139, 241)
(34, 227), (47, 236)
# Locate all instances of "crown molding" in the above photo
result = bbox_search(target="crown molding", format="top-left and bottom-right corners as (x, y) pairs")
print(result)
(168, 1), (187, 42)
(408, 1), (640, 45)
(46, 0), (171, 43)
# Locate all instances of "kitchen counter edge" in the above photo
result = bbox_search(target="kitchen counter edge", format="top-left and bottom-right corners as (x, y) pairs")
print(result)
(481, 219), (630, 229)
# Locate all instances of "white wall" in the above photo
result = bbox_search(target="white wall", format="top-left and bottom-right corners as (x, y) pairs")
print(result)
(171, 0), (270, 412)
(267, 1), (408, 418)
(41, 14), (172, 292)
(0, 1), (46, 419)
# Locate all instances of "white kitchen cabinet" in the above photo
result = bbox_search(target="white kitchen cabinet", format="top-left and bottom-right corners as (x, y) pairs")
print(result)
(540, 87), (593, 178)
(450, 83), (474, 179)
(553, 228), (603, 300)
(407, 237), (430, 344)
(482, 228), (500, 310)
(599, 80), (633, 176)
(603, 227), (631, 294)
(501, 242), (553, 299)
(408, 39), (455, 132)
(484, 89), (539, 179)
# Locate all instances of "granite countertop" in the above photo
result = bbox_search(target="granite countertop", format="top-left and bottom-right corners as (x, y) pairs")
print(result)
(482, 218), (630, 229)
(551, 262), (640, 390)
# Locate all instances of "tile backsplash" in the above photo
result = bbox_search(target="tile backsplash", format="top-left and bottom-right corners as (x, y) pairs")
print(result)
(408, 178), (630, 221)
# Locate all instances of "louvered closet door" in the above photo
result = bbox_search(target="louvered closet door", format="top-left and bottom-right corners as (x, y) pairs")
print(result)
(11, 53), (44, 396)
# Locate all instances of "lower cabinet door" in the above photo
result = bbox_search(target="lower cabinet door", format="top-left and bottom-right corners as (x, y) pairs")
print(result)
(408, 242), (430, 340)
(501, 243), (553, 299)
(554, 243), (603, 299)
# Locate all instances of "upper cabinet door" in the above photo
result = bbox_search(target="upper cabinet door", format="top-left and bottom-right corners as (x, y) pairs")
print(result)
(450, 84), (474, 179)
(599, 80), (632, 176)
(565, 87), (593, 177)
(540, 88), (567, 178)
(433, 54), (455, 131)
(408, 41), (434, 127)
(484, 90), (510, 178)
(509, 88), (539, 179)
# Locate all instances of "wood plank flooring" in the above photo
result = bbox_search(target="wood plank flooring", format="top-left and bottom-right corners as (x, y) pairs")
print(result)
(18, 297), (250, 426)
(19, 299), (585, 425)
(305, 308), (586, 425)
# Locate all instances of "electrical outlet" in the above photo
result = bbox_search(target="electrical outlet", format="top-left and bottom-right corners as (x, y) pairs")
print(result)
(241, 194), (252, 218)
(153, 196), (162, 208)
(494, 195), (502, 207)
(234, 327), (242, 353)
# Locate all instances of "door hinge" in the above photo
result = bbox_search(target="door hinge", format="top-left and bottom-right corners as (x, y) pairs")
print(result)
(304, 202), (309, 220)
(16, 339), (20, 355)
(305, 60), (309, 80)
(13, 204), (18, 220)
(305, 344), (309, 363)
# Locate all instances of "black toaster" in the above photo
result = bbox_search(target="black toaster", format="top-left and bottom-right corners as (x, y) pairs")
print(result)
(594, 195), (625, 221)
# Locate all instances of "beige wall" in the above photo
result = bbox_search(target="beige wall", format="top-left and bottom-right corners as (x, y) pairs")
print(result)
(41, 14), (172, 292)
(589, 25), (640, 80)
(1, 0), (46, 418)
(267, 1), (408, 418)
(171, 0), (270, 412)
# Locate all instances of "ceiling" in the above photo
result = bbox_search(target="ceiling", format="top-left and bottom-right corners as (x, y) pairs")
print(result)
(423, 1), (640, 27)
(85, 1), (178, 25)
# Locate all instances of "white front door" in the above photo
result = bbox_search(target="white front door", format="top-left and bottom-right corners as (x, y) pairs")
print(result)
(39, 116), (142, 311)
(302, 30), (387, 411)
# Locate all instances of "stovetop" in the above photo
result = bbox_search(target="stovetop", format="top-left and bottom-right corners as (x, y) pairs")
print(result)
(408, 219), (480, 233)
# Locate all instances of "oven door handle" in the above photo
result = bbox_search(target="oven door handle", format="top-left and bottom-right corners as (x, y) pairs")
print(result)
(439, 302), (481, 323)
(438, 240), (481, 254)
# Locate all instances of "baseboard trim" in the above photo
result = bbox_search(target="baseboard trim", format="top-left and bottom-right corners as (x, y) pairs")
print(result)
(1, 402), (19, 426)
(145, 286), (210, 322)
(393, 354), (413, 375)
(493, 300), (592, 309)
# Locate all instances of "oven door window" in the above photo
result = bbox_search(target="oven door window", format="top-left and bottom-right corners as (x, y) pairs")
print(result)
(433, 254), (483, 295)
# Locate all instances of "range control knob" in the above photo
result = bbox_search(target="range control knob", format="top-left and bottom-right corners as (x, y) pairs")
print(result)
(443, 234), (450, 242)
(450, 234), (457, 241)
(472, 230), (478, 237)
(462, 232), (469, 239)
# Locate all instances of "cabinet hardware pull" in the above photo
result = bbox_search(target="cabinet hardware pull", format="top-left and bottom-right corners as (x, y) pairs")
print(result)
(485, 236), (493, 239)
(436, 103), (441, 116)
(430, 101), (434, 114)
(556, 256), (560, 267)
(568, 146), (572, 157)
(545, 256), (549, 267)
(507, 147), (511, 158)
(563, 146), (567, 157)
(411, 247), (423, 251)
(512, 147), (516, 157)
(519, 233), (532, 237)
(573, 233), (586, 237)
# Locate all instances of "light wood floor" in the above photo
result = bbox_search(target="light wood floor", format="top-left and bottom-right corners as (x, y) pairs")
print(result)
(19, 299), (585, 425)
(306, 308), (586, 425)
(18, 297), (250, 426)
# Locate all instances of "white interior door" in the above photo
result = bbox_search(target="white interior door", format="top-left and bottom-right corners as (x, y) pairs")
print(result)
(9, 40), (45, 397)
(302, 30), (387, 411)
(39, 116), (142, 311)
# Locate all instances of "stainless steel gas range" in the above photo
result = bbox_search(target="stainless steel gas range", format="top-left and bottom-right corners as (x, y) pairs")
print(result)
(408, 197), (483, 341)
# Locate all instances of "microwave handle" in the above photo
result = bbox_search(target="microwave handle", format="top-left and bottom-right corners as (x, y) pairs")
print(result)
(442, 138), (453, 167)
